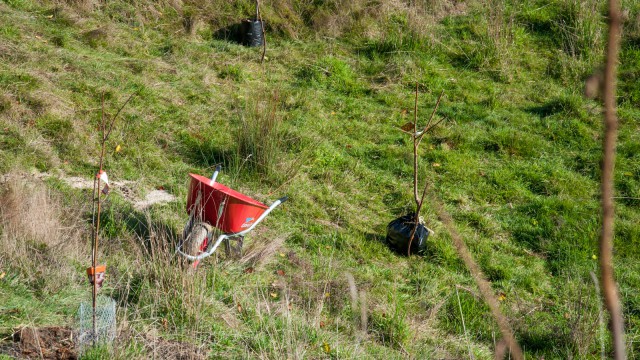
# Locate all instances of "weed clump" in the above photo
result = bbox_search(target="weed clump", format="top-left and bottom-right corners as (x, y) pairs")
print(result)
(232, 90), (285, 180)
(369, 309), (409, 349)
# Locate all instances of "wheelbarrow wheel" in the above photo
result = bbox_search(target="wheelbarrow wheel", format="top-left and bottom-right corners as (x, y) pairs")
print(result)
(182, 222), (212, 270)
(182, 215), (196, 242)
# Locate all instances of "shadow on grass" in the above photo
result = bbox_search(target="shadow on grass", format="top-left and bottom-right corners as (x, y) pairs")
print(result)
(525, 96), (584, 119)
(363, 232), (386, 245)
(213, 23), (243, 44)
(99, 204), (189, 306)
(175, 131), (230, 169)
(518, 325), (571, 355)
(122, 208), (181, 252)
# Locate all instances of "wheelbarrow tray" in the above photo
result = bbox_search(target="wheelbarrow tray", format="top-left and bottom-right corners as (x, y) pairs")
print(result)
(186, 173), (268, 233)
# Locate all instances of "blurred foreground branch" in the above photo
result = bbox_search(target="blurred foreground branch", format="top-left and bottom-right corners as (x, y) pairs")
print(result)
(432, 197), (524, 360)
(599, 0), (626, 358)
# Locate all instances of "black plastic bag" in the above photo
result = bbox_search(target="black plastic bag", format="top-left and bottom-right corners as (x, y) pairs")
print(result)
(242, 19), (264, 47)
(386, 213), (429, 256)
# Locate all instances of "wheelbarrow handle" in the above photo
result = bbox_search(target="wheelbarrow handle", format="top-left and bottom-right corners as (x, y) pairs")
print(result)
(210, 165), (222, 186)
(178, 192), (289, 262)
(218, 196), (288, 239)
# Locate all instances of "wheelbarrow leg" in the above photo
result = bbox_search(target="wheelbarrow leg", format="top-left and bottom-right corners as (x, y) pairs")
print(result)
(223, 236), (244, 259)
(177, 197), (288, 263)
(223, 238), (231, 257)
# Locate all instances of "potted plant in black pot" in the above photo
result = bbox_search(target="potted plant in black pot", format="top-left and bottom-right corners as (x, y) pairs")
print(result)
(242, 0), (265, 47)
(386, 86), (445, 256)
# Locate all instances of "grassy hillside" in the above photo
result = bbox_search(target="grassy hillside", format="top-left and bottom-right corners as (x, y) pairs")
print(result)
(1, 0), (639, 358)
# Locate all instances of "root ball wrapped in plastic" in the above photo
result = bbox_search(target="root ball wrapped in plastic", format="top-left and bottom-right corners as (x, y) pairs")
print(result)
(386, 213), (430, 256)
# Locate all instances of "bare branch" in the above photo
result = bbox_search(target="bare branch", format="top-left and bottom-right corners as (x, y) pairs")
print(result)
(590, 271), (606, 360)
(105, 91), (136, 140)
(397, 128), (416, 135)
(432, 194), (524, 359)
(408, 86), (445, 255)
(413, 82), (419, 206)
(100, 92), (106, 139)
(423, 116), (449, 136)
(600, 0), (626, 358)
(417, 90), (445, 146)
(258, 0), (267, 64)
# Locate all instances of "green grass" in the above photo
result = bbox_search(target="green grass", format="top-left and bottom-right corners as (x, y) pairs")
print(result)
(1, 0), (639, 359)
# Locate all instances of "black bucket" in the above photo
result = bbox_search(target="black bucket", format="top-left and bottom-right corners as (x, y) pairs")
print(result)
(242, 19), (264, 47)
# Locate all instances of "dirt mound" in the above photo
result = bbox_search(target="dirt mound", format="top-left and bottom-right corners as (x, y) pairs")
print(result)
(9, 326), (77, 359)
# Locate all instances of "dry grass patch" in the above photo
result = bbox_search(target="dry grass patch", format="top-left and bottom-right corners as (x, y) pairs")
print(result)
(0, 175), (86, 292)
(239, 231), (287, 270)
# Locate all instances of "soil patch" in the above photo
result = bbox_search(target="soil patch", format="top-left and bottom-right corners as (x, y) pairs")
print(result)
(5, 326), (77, 359)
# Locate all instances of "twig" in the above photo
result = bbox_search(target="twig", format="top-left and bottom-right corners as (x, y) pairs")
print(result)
(423, 116), (448, 136)
(257, 0), (267, 64)
(104, 92), (136, 140)
(590, 271), (606, 360)
(432, 192), (523, 359)
(413, 83), (419, 205)
(456, 287), (475, 359)
(600, 0), (626, 358)
(416, 90), (445, 145)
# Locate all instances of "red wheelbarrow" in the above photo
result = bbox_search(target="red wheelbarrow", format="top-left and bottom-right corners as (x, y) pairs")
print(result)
(177, 165), (287, 267)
